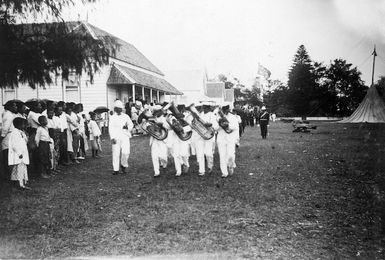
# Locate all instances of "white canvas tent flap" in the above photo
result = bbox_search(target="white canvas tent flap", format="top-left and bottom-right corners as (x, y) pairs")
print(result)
(339, 85), (385, 123)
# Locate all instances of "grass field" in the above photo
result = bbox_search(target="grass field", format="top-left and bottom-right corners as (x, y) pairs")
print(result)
(0, 122), (384, 259)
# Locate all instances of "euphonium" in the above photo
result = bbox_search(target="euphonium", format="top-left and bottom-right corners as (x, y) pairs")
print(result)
(165, 102), (192, 141)
(186, 104), (215, 140)
(137, 109), (168, 141)
(218, 109), (233, 134)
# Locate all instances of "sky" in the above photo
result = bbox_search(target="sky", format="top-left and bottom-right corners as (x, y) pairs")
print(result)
(61, 0), (385, 87)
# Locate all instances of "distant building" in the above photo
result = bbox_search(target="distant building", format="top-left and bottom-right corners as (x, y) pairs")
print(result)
(0, 21), (182, 114)
(165, 70), (233, 106)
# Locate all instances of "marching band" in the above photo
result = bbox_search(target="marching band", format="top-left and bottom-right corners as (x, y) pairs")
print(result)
(114, 99), (240, 178)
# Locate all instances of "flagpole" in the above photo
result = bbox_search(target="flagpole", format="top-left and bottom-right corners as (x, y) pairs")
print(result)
(371, 45), (377, 86)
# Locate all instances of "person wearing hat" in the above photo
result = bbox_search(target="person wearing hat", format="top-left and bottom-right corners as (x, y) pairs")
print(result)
(109, 99), (134, 175)
(258, 106), (270, 139)
(194, 101), (219, 176)
(147, 105), (170, 177)
(216, 104), (239, 177)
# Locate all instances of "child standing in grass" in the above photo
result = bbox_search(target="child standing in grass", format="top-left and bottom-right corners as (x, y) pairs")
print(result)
(88, 112), (102, 158)
(47, 109), (61, 174)
(35, 115), (52, 178)
(8, 117), (31, 190)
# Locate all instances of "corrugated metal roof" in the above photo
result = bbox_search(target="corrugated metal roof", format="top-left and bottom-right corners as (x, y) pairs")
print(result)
(87, 23), (164, 76)
(13, 21), (165, 76)
(109, 64), (182, 95)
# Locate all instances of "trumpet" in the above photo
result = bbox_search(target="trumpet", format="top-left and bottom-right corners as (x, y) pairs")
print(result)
(165, 102), (192, 141)
(137, 109), (168, 141)
(186, 104), (215, 140)
(218, 110), (233, 134)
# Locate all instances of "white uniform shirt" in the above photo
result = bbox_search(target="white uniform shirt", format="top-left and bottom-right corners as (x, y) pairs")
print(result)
(67, 112), (79, 132)
(58, 113), (68, 131)
(88, 120), (101, 140)
(109, 113), (134, 140)
(200, 111), (219, 131)
(1, 110), (16, 150)
(27, 111), (41, 129)
(35, 126), (52, 146)
(217, 112), (239, 143)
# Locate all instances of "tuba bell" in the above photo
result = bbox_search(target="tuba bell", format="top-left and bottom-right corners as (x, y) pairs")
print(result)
(137, 109), (168, 141)
(165, 102), (192, 141)
(218, 109), (233, 134)
(186, 104), (215, 140)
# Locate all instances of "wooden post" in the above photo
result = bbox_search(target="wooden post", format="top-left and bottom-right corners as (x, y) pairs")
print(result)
(132, 84), (135, 102)
(371, 45), (377, 86)
(157, 90), (160, 103)
(150, 89), (153, 103)
(142, 86), (145, 101)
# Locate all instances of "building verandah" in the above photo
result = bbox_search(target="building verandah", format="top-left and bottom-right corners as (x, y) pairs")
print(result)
(106, 63), (182, 109)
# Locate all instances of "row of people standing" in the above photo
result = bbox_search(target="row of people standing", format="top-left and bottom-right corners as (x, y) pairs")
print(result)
(1, 100), (102, 190)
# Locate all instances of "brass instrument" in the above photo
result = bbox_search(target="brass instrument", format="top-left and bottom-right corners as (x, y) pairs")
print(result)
(218, 109), (233, 134)
(137, 109), (168, 141)
(165, 102), (192, 141)
(186, 104), (215, 140)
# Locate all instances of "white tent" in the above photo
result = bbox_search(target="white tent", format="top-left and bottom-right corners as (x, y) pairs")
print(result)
(339, 85), (385, 123)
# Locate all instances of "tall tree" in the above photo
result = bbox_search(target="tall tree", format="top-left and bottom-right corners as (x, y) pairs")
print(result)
(0, 0), (112, 89)
(324, 59), (367, 116)
(287, 45), (318, 116)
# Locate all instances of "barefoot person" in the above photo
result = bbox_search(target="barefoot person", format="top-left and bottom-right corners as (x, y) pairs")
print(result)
(109, 100), (133, 175)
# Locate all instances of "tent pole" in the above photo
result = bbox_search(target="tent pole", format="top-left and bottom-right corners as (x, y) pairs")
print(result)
(371, 45), (377, 86)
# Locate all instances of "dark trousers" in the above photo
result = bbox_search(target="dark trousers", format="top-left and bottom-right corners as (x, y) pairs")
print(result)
(79, 134), (86, 157)
(37, 141), (51, 175)
(59, 131), (69, 164)
(260, 121), (268, 139)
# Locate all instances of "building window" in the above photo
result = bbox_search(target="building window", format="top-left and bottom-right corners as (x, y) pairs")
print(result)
(65, 73), (80, 103)
(2, 88), (16, 105)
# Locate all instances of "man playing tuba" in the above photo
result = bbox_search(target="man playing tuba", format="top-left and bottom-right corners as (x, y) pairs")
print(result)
(193, 101), (219, 176)
(147, 105), (170, 177)
(216, 104), (239, 178)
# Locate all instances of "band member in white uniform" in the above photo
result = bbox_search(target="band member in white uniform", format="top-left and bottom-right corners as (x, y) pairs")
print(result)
(195, 102), (219, 176)
(109, 100), (134, 175)
(216, 104), (239, 178)
(188, 103), (202, 159)
(164, 107), (186, 177)
(177, 104), (191, 174)
(149, 105), (169, 177)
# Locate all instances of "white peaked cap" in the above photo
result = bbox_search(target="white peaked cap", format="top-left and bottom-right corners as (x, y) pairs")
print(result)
(202, 101), (212, 106)
(114, 100), (124, 109)
(153, 105), (162, 111)
(261, 106), (266, 110)
(135, 101), (142, 106)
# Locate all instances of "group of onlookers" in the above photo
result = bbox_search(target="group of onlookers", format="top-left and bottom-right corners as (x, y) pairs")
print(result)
(1, 100), (102, 190)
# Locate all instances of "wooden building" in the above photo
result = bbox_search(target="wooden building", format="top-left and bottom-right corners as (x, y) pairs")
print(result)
(0, 21), (182, 114)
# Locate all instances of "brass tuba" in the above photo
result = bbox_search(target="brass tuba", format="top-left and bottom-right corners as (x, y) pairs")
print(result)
(165, 102), (192, 141)
(137, 109), (168, 141)
(217, 109), (233, 134)
(186, 104), (215, 140)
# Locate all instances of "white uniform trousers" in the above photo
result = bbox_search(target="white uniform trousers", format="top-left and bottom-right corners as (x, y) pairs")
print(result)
(195, 138), (215, 174)
(112, 136), (130, 171)
(151, 139), (168, 176)
(217, 141), (236, 177)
